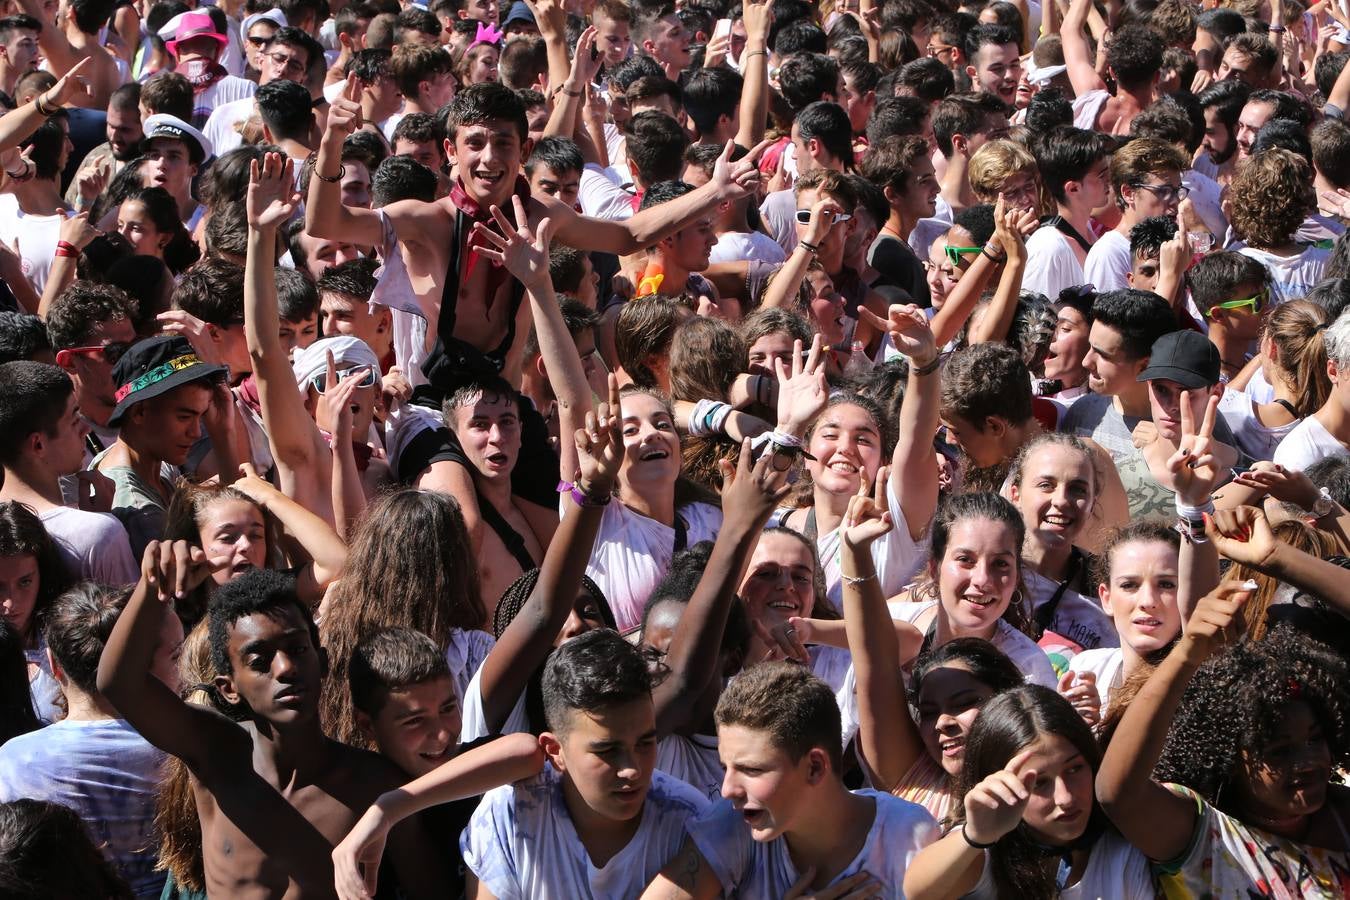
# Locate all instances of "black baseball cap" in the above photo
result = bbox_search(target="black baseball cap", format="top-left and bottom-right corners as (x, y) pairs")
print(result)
(1136, 330), (1221, 390)
(107, 336), (228, 426)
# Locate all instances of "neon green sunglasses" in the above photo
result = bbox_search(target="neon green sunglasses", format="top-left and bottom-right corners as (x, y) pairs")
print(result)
(1206, 288), (1266, 318)
(944, 245), (982, 266)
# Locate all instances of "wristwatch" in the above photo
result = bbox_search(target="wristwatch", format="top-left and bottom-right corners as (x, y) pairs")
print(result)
(1307, 486), (1335, 518)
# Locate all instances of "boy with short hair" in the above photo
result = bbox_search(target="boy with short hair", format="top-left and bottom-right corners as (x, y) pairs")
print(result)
(1023, 127), (1113, 300)
(275, 267), (320, 355)
(317, 258), (392, 369)
(1184, 250), (1269, 378)
(0, 362), (138, 584)
(463, 628), (708, 897)
(644, 663), (937, 898)
(97, 560), (447, 897)
(1126, 215), (1178, 293)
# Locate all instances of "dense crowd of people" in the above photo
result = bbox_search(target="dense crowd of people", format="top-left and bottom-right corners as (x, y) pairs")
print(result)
(0, 0), (1347, 895)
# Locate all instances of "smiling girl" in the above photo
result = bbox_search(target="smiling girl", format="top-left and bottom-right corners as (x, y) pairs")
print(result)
(1006, 434), (1116, 659)
(904, 685), (1155, 899)
(891, 492), (1058, 690)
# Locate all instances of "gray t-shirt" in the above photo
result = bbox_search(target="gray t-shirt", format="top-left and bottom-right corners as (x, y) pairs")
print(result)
(89, 449), (178, 559)
(1058, 392), (1238, 522)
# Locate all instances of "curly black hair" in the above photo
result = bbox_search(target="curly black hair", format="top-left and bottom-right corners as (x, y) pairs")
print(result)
(1154, 625), (1350, 815)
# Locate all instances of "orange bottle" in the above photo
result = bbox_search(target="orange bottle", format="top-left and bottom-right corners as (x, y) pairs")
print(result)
(636, 259), (665, 298)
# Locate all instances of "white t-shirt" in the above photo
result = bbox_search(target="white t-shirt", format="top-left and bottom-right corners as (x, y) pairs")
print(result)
(709, 230), (788, 265)
(578, 163), (635, 222)
(888, 600), (1059, 689)
(461, 764), (708, 900)
(458, 661), (531, 743)
(687, 791), (937, 899)
(908, 195), (955, 264)
(782, 480), (929, 614)
(1234, 244), (1331, 306)
(0, 194), (69, 295)
(1217, 388), (1299, 462)
(203, 95), (256, 157)
(446, 628), (496, 707)
(759, 188), (797, 256)
(1023, 568), (1118, 653)
(964, 828), (1154, 899)
(657, 733), (723, 800)
(581, 500), (723, 632)
(1082, 229), (1131, 292)
(1272, 415), (1347, 472)
(1071, 89), (1111, 130)
(38, 506), (138, 586)
(1065, 646), (1125, 713)
(193, 75), (256, 131)
(1023, 226), (1085, 302)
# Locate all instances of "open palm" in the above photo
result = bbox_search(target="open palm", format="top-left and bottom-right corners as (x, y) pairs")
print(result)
(247, 153), (299, 229)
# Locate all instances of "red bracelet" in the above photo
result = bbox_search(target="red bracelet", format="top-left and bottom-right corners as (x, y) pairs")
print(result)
(55, 240), (79, 258)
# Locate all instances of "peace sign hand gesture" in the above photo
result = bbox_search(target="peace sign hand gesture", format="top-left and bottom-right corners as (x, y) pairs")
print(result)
(1146, 390), (1223, 507)
(858, 303), (938, 368)
(841, 466), (893, 550)
(326, 75), (364, 138)
(572, 373), (625, 500)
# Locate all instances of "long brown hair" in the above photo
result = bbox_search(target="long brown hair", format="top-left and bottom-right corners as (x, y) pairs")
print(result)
(319, 489), (484, 747)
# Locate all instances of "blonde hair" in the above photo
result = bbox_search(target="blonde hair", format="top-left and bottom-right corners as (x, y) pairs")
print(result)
(968, 139), (1043, 214)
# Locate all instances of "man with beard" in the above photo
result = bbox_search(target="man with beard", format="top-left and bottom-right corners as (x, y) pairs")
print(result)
(0, 15), (39, 107)
(65, 83), (144, 210)
(1192, 80), (1249, 184)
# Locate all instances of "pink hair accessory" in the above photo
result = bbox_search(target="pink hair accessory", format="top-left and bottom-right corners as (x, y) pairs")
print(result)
(472, 22), (504, 46)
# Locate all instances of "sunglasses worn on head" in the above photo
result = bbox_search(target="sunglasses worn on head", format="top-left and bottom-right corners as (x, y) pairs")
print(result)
(56, 341), (130, 366)
(1206, 289), (1266, 318)
(944, 245), (982, 266)
(310, 366), (377, 394)
(795, 209), (852, 225)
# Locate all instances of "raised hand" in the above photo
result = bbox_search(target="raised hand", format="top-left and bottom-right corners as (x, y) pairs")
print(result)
(58, 210), (100, 252)
(800, 195), (844, 248)
(962, 747), (1038, 846)
(75, 166), (109, 206)
(525, 0), (567, 35)
(711, 138), (770, 201)
(742, 0), (775, 44)
(841, 467), (893, 550)
(719, 435), (793, 532)
(157, 309), (224, 366)
(774, 335), (828, 438)
(1205, 505), (1279, 570)
(141, 539), (230, 602)
(1058, 670), (1101, 726)
(314, 350), (370, 438)
(247, 152), (301, 230)
(573, 373), (625, 497)
(858, 302), (937, 368)
(231, 462), (276, 507)
(752, 614), (810, 665)
(570, 25), (602, 84)
(1148, 390), (1222, 506)
(326, 74), (365, 138)
(1178, 580), (1253, 665)
(48, 56), (94, 108)
(470, 194), (555, 288)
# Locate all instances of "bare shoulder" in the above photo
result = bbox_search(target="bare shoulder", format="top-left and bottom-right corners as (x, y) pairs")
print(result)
(323, 739), (408, 799)
(386, 197), (454, 241)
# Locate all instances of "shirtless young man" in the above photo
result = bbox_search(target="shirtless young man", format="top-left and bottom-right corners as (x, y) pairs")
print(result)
(305, 78), (765, 392)
(1062, 0), (1161, 135)
(17, 0), (120, 108)
(442, 377), (557, 615)
(97, 552), (447, 898)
